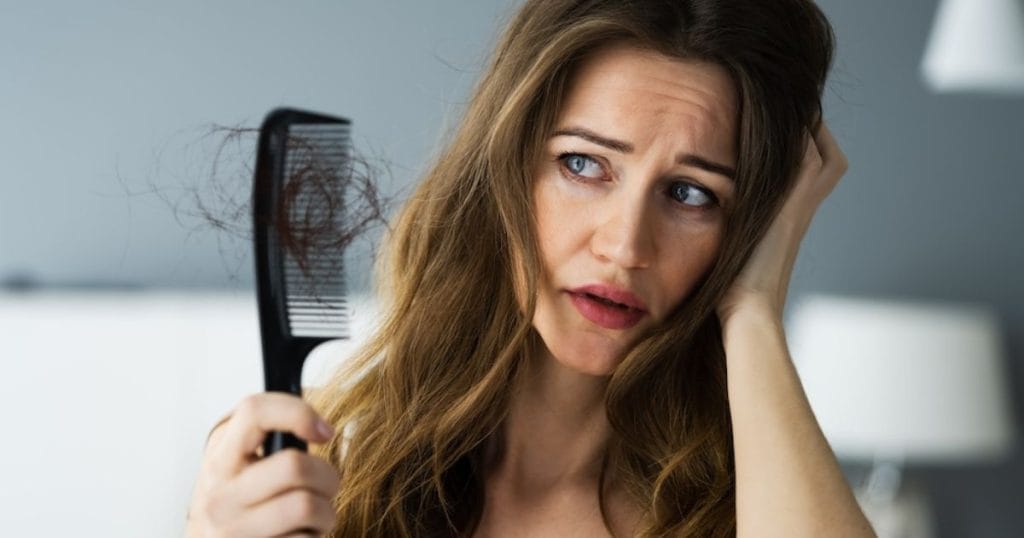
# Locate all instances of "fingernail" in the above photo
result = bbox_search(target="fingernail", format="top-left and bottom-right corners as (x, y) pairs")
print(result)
(316, 418), (335, 439)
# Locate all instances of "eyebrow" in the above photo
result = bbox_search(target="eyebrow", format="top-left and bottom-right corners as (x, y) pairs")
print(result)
(551, 127), (736, 181)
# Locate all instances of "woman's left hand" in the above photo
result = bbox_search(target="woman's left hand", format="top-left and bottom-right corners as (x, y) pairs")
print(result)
(717, 121), (848, 326)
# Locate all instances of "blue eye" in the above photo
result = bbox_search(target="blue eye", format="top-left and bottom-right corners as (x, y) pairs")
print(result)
(559, 153), (603, 179)
(670, 183), (717, 208)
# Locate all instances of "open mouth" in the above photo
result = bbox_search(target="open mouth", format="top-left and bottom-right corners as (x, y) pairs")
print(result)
(567, 291), (646, 330)
(585, 292), (633, 310)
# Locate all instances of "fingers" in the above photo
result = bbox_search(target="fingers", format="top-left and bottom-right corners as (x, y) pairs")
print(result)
(215, 488), (337, 537)
(811, 121), (848, 177)
(211, 393), (335, 479)
(717, 121), (848, 320)
(224, 449), (342, 509)
(789, 121), (846, 209)
(190, 393), (342, 537)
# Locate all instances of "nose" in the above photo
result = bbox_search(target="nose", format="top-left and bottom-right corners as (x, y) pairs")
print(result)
(589, 191), (656, 270)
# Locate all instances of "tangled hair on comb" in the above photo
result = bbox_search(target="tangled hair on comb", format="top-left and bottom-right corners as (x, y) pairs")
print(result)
(145, 123), (392, 289)
(269, 131), (389, 280)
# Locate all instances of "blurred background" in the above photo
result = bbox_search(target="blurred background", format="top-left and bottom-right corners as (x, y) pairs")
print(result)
(1, 0), (1021, 536)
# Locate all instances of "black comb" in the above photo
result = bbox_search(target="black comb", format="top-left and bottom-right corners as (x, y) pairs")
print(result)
(252, 108), (351, 455)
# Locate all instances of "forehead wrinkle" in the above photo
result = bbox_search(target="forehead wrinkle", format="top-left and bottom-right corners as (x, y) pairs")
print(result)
(576, 66), (734, 126)
(642, 73), (736, 131)
(559, 46), (738, 163)
(611, 94), (733, 162)
(570, 85), (725, 135)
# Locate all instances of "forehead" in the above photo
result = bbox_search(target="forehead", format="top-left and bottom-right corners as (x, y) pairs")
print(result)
(556, 45), (738, 160)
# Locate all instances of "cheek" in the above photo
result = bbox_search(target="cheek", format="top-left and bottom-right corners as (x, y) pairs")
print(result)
(532, 178), (580, 271)
(658, 228), (723, 311)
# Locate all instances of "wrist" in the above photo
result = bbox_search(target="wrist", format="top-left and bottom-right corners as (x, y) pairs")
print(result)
(720, 301), (785, 342)
(719, 295), (782, 329)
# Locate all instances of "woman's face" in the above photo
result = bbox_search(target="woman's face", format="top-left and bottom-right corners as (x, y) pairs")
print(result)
(530, 45), (738, 376)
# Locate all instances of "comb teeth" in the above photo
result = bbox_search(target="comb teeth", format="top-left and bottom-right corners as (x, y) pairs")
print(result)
(280, 121), (352, 339)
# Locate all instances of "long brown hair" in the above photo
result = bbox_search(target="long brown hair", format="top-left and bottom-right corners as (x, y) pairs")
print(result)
(307, 1), (834, 535)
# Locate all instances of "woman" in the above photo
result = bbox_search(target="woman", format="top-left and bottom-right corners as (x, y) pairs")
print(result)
(187, 0), (875, 536)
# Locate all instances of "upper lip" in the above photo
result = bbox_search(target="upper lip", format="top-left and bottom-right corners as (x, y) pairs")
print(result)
(567, 284), (648, 312)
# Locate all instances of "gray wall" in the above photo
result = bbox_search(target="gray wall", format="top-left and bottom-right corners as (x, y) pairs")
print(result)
(0, 0), (517, 291)
(800, 1), (1024, 536)
(2, 1), (1021, 535)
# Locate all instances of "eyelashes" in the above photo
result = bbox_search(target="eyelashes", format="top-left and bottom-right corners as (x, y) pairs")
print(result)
(555, 152), (720, 210)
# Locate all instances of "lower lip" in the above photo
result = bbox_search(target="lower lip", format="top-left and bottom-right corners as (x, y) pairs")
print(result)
(567, 292), (646, 330)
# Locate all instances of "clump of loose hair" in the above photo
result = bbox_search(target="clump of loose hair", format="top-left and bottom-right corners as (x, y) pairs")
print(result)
(210, 125), (390, 273)
(262, 129), (391, 302)
(131, 123), (392, 288)
(291, 1), (838, 536)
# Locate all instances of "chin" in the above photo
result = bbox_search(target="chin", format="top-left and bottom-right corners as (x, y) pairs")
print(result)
(537, 331), (627, 377)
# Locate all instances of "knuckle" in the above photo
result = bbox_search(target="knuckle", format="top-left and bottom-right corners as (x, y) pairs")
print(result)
(207, 427), (227, 446)
(828, 158), (848, 177)
(206, 414), (234, 447)
(235, 394), (262, 420)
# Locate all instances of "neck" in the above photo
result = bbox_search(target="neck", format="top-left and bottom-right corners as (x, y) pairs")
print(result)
(487, 345), (612, 492)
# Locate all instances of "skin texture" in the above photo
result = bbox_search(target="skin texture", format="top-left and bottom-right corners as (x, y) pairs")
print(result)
(531, 45), (738, 377)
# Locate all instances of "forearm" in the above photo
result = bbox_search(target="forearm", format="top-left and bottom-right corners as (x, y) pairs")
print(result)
(723, 307), (875, 537)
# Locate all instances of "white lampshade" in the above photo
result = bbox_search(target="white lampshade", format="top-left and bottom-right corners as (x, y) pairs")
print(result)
(921, 0), (1024, 93)
(788, 295), (1016, 464)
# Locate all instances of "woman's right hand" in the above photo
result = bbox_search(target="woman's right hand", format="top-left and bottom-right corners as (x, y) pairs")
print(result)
(185, 392), (341, 537)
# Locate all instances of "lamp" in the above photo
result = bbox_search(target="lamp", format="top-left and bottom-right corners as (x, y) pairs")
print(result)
(788, 294), (1016, 538)
(921, 0), (1024, 94)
